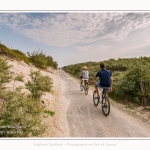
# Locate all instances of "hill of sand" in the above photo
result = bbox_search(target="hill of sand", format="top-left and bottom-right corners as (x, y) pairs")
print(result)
(3, 58), (70, 137)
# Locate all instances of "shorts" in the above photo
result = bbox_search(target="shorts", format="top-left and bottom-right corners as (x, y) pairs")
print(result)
(81, 78), (89, 82)
(95, 82), (109, 93)
(82, 78), (88, 81)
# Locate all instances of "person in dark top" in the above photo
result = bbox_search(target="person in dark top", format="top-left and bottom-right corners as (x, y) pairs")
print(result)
(91, 62), (113, 98)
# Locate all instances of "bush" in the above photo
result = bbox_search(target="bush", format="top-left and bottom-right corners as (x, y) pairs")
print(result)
(0, 53), (55, 137)
(26, 70), (53, 100)
(0, 57), (11, 86)
(11, 49), (29, 64)
(27, 50), (48, 69)
(27, 50), (58, 69)
(15, 74), (24, 82)
(0, 89), (47, 137)
(0, 43), (58, 69)
(44, 110), (55, 116)
(112, 62), (150, 103)
(62, 57), (150, 105)
(0, 44), (29, 64)
(0, 44), (15, 58)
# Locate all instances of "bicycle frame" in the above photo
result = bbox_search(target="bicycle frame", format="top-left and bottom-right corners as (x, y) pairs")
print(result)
(80, 80), (88, 95)
(93, 87), (104, 105)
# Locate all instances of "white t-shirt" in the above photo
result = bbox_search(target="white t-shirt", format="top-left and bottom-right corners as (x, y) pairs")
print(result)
(80, 70), (89, 79)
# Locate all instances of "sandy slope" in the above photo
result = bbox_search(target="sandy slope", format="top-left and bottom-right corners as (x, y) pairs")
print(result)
(4, 58), (70, 137)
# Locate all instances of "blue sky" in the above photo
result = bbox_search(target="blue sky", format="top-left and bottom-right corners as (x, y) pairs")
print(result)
(0, 12), (150, 67)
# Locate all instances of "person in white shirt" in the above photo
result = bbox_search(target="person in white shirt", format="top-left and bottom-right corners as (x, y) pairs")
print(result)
(79, 66), (89, 88)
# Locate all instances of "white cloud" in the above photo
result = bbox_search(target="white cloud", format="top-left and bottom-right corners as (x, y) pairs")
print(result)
(1, 12), (150, 50)
(128, 40), (150, 51)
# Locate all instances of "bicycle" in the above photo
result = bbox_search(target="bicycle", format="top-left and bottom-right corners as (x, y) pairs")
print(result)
(80, 80), (88, 95)
(91, 83), (110, 116)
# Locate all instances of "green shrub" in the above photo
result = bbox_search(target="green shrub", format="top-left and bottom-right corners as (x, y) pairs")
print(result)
(62, 57), (150, 105)
(0, 57), (11, 86)
(0, 44), (29, 64)
(11, 49), (29, 64)
(15, 74), (24, 82)
(0, 89), (47, 137)
(113, 62), (150, 103)
(26, 70), (53, 100)
(0, 44), (58, 69)
(27, 50), (58, 69)
(0, 44), (15, 58)
(27, 50), (48, 69)
(44, 110), (55, 116)
(0, 51), (55, 137)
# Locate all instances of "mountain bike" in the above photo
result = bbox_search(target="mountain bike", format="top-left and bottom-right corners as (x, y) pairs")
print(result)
(91, 83), (110, 116)
(80, 80), (88, 95)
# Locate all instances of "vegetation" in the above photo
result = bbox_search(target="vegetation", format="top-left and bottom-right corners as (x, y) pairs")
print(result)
(27, 50), (58, 69)
(62, 57), (150, 106)
(0, 43), (58, 69)
(0, 57), (54, 137)
(0, 89), (46, 137)
(0, 44), (29, 64)
(0, 57), (11, 85)
(14, 74), (24, 82)
(44, 110), (55, 116)
(26, 70), (53, 100)
(0, 42), (58, 137)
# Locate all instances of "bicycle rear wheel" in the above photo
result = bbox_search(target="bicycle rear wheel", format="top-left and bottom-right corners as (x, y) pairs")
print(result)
(80, 82), (83, 91)
(102, 97), (110, 116)
(93, 90), (99, 106)
(85, 85), (88, 95)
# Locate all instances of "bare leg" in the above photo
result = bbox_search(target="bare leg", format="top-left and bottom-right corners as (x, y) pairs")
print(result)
(105, 93), (108, 98)
(104, 93), (109, 105)
(81, 79), (83, 86)
(86, 81), (88, 88)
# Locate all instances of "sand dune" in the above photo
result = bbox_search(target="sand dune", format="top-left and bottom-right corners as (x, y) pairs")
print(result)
(4, 58), (70, 137)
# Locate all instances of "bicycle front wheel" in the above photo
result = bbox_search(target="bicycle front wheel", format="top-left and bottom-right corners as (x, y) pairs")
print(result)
(102, 97), (110, 116)
(93, 90), (99, 106)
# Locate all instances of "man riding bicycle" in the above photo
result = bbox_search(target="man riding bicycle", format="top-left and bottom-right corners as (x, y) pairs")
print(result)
(79, 66), (89, 88)
(91, 62), (112, 98)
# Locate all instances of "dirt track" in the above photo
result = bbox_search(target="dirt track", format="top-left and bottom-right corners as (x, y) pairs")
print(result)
(59, 69), (150, 137)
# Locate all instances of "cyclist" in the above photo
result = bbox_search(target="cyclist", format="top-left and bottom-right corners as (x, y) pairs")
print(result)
(79, 66), (89, 88)
(91, 62), (112, 99)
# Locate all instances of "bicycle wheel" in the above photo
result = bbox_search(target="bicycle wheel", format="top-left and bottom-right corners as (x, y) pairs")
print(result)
(85, 85), (88, 95)
(93, 90), (99, 106)
(80, 82), (83, 91)
(102, 97), (110, 116)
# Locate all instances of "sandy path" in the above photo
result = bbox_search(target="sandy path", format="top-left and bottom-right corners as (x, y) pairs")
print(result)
(60, 69), (150, 137)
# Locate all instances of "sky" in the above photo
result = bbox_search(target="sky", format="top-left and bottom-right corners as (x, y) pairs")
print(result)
(0, 12), (150, 67)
